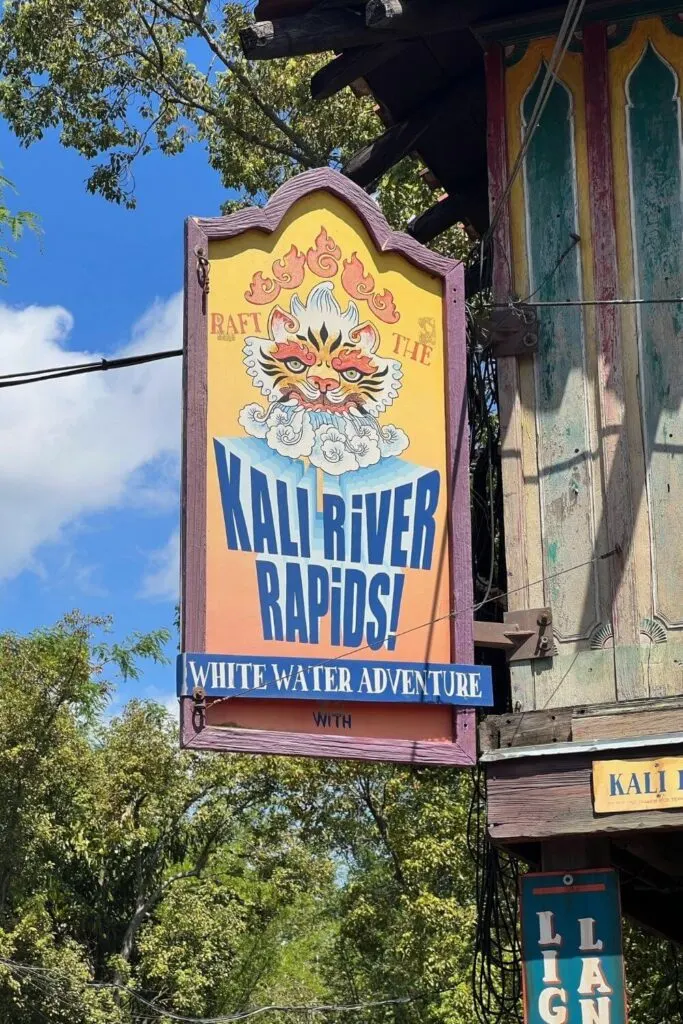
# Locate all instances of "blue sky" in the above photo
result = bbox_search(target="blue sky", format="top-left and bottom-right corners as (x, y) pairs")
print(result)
(0, 123), (228, 715)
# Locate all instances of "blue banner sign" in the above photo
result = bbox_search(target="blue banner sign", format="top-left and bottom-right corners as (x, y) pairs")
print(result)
(520, 870), (627, 1024)
(178, 653), (493, 706)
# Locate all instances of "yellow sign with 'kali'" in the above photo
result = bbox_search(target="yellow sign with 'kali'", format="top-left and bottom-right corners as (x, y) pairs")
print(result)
(593, 756), (683, 814)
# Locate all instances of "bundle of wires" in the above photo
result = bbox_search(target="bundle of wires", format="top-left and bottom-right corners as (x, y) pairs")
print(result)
(467, 767), (524, 1024)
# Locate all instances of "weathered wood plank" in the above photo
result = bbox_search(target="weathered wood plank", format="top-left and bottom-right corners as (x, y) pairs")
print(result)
(484, 43), (533, 707)
(498, 708), (572, 749)
(182, 218), (209, 654)
(487, 749), (683, 843)
(523, 70), (599, 644)
(484, 693), (683, 751)
(576, 693), (683, 717)
(572, 705), (683, 742)
(527, 649), (616, 710)
(583, 23), (641, 698)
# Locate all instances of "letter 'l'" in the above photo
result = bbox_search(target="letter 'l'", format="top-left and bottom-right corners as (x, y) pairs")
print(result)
(538, 911), (562, 947)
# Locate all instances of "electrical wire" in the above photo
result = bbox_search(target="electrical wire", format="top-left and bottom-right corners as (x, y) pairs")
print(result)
(0, 347), (183, 388)
(1, 297), (682, 391)
(494, 296), (683, 308)
(202, 547), (617, 712)
(0, 957), (438, 1023)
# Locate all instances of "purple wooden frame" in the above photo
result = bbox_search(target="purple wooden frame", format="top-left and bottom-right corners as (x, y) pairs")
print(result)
(180, 167), (475, 766)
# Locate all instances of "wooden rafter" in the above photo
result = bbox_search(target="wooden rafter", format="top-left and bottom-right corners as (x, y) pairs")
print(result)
(310, 41), (409, 100)
(342, 74), (481, 187)
(241, 0), (492, 59)
(408, 188), (489, 242)
(366, 0), (481, 30)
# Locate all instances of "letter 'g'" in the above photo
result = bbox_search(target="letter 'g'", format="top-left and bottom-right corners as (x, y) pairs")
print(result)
(539, 988), (568, 1024)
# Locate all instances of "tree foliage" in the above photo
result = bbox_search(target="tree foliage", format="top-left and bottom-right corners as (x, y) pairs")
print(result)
(0, 0), (432, 228)
(0, 166), (36, 283)
(0, 617), (482, 1024)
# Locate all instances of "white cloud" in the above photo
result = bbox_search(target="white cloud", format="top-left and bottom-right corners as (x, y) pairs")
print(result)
(140, 529), (180, 602)
(0, 294), (182, 581)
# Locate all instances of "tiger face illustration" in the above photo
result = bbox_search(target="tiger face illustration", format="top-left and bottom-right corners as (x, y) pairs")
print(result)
(239, 282), (409, 475)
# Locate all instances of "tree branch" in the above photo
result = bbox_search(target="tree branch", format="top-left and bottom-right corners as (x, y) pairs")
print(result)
(115, 823), (225, 987)
(127, 46), (312, 166)
(359, 778), (406, 888)
(149, 0), (324, 167)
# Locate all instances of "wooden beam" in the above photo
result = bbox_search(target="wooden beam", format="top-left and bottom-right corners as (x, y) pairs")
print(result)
(573, 702), (683, 743)
(241, 0), (486, 60)
(484, 694), (683, 752)
(409, 186), (490, 242)
(419, 166), (441, 190)
(310, 42), (409, 101)
(408, 194), (465, 243)
(365, 0), (480, 33)
(621, 890), (683, 946)
(343, 75), (480, 187)
(343, 114), (428, 188)
(241, 10), (370, 60)
(615, 836), (683, 880)
(486, 749), (683, 844)
(541, 837), (609, 871)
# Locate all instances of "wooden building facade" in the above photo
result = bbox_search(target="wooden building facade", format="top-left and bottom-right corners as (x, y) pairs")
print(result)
(489, 12), (683, 712)
(241, 0), (683, 939)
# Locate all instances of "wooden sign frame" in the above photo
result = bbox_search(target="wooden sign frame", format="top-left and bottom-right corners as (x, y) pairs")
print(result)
(180, 168), (479, 765)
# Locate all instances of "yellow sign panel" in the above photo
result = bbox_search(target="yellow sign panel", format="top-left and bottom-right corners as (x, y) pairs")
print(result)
(593, 757), (683, 814)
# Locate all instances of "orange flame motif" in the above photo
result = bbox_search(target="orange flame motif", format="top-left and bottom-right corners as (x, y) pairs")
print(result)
(341, 253), (400, 323)
(272, 244), (306, 289)
(368, 289), (400, 324)
(245, 228), (401, 322)
(306, 227), (341, 278)
(341, 253), (375, 299)
(245, 272), (281, 305)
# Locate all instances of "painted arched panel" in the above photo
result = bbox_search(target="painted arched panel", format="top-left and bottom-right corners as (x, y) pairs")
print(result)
(627, 43), (683, 629)
(522, 68), (599, 642)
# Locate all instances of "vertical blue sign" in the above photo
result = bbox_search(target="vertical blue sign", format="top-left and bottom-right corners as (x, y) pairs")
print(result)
(520, 870), (627, 1024)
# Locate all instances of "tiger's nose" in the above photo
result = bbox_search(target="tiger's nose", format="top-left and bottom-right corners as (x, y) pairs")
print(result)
(309, 376), (337, 393)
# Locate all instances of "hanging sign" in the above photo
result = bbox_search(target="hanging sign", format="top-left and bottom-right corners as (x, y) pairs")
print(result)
(520, 870), (627, 1024)
(179, 168), (489, 764)
(593, 755), (683, 813)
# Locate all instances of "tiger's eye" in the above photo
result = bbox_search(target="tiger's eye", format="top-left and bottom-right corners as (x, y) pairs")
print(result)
(284, 358), (306, 373)
(341, 368), (362, 383)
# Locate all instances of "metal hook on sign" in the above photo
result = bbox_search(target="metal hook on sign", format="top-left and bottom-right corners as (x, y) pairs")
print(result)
(195, 246), (210, 296)
(192, 685), (206, 728)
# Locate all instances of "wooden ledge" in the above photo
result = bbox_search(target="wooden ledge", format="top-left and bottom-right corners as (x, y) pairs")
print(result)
(480, 694), (683, 754)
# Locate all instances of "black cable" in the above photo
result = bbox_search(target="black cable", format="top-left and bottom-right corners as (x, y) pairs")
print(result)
(0, 347), (183, 387)
(467, 767), (523, 1024)
(492, 296), (683, 308)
